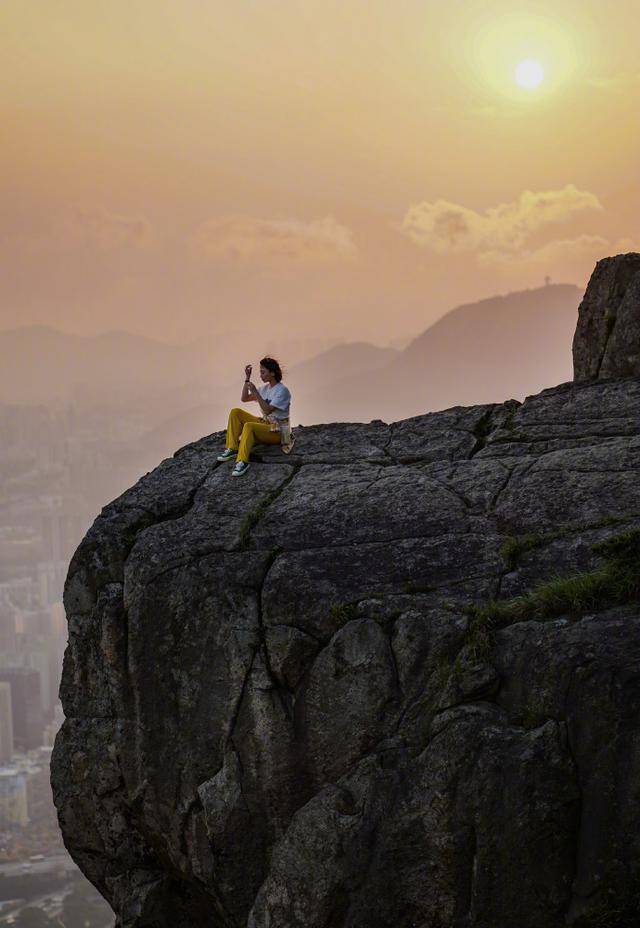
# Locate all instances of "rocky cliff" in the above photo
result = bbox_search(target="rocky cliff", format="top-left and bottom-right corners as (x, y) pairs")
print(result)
(52, 254), (640, 927)
(573, 252), (640, 380)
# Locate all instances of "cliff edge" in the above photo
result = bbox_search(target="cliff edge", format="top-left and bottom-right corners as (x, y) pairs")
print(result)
(52, 255), (640, 927)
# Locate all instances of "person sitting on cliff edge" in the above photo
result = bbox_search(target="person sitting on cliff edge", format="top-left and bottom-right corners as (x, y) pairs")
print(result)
(217, 357), (293, 476)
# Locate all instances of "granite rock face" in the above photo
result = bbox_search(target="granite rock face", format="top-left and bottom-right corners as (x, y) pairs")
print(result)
(572, 251), (640, 381)
(50, 372), (640, 927)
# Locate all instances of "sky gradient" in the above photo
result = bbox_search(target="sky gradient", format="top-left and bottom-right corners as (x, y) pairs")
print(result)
(2, 0), (639, 345)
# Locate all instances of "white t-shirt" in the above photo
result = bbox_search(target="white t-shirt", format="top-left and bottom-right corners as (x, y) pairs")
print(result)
(258, 382), (291, 421)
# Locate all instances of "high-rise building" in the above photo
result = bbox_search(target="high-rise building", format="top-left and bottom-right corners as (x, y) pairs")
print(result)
(24, 648), (55, 719)
(0, 767), (29, 827)
(25, 755), (56, 828)
(0, 644), (62, 726)
(40, 495), (88, 568)
(0, 682), (14, 763)
(0, 668), (44, 751)
(0, 603), (17, 653)
(37, 560), (68, 608)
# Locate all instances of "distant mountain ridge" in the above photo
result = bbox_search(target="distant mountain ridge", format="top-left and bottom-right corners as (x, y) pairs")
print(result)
(289, 282), (583, 424)
(0, 324), (199, 408)
(0, 324), (338, 409)
(4, 283), (582, 430)
(287, 342), (399, 409)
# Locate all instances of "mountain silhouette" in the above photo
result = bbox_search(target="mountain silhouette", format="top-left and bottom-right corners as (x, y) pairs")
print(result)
(289, 282), (582, 424)
(4, 283), (581, 429)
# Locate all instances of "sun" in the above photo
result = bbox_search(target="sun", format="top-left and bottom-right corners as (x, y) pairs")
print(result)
(515, 58), (545, 89)
(465, 11), (581, 104)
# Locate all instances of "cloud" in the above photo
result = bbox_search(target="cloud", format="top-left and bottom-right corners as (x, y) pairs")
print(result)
(0, 205), (156, 264)
(398, 184), (603, 255)
(54, 205), (156, 251)
(189, 214), (357, 269)
(477, 233), (638, 280)
(478, 233), (607, 267)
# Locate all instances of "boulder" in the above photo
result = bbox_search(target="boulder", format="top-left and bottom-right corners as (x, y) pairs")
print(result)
(572, 251), (640, 380)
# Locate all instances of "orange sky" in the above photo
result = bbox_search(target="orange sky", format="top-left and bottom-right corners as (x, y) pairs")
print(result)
(2, 0), (639, 345)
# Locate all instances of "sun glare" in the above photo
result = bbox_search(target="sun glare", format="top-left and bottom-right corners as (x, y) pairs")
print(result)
(464, 11), (582, 104)
(515, 58), (545, 89)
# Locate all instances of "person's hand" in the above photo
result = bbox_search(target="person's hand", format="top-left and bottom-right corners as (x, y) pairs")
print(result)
(245, 364), (252, 379)
(246, 381), (256, 395)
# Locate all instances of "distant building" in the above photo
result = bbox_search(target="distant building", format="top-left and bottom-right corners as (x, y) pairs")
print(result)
(0, 603), (65, 724)
(0, 603), (17, 653)
(0, 576), (37, 612)
(37, 560), (67, 608)
(50, 602), (66, 640)
(0, 668), (44, 751)
(24, 756), (55, 827)
(0, 683), (13, 763)
(40, 495), (88, 569)
(0, 767), (28, 827)
(23, 647), (57, 719)
(19, 606), (51, 639)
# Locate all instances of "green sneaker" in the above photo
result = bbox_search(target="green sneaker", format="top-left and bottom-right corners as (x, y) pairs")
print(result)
(217, 448), (235, 462)
(231, 461), (250, 477)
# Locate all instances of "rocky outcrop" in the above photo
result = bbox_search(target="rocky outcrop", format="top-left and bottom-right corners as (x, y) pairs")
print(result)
(573, 251), (640, 380)
(52, 265), (640, 927)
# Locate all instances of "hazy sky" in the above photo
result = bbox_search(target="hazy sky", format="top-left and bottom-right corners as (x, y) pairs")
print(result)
(2, 0), (639, 345)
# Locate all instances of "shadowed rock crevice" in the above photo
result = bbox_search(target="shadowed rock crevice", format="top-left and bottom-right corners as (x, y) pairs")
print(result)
(237, 464), (301, 551)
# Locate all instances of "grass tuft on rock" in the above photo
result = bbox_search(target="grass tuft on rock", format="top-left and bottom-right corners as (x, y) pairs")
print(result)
(237, 466), (300, 550)
(329, 603), (358, 624)
(464, 613), (497, 662)
(465, 528), (640, 658)
(500, 516), (631, 570)
(238, 490), (282, 550)
(500, 533), (546, 570)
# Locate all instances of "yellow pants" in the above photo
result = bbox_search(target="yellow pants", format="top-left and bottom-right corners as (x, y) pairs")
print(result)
(226, 407), (281, 463)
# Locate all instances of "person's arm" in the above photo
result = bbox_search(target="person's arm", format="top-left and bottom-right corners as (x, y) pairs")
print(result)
(241, 364), (254, 402)
(246, 382), (276, 415)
